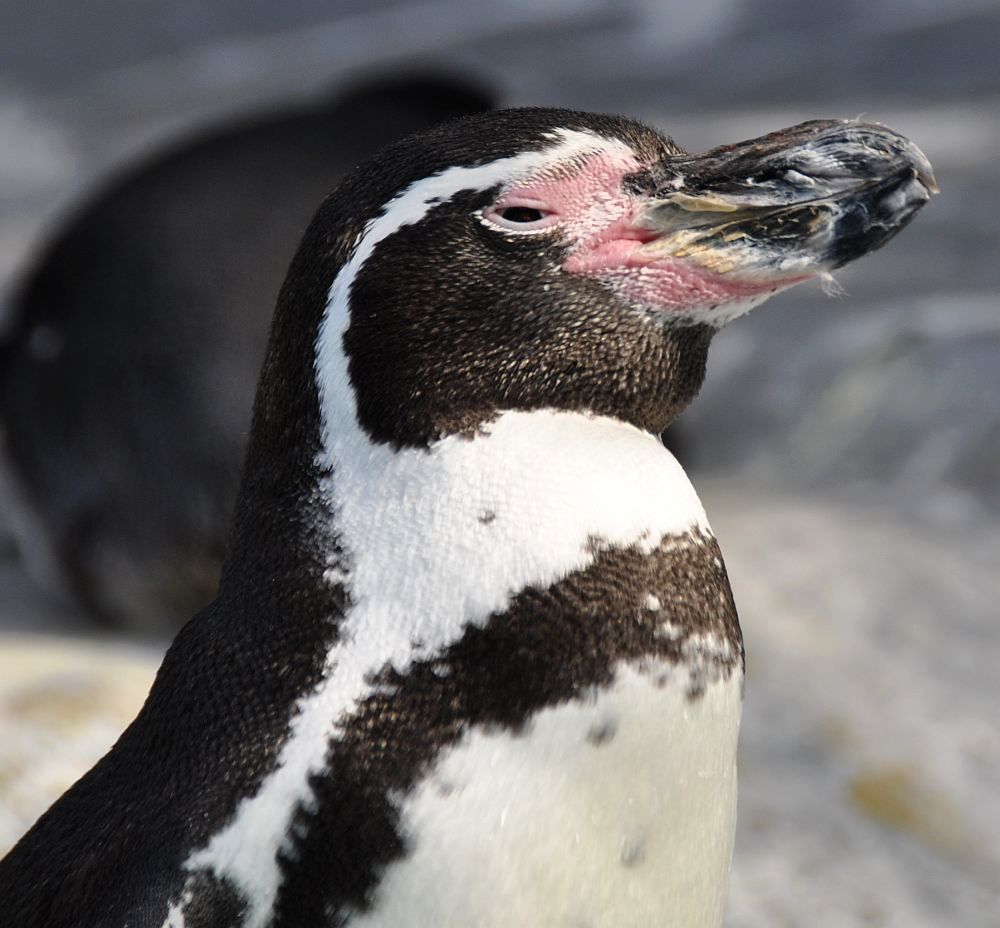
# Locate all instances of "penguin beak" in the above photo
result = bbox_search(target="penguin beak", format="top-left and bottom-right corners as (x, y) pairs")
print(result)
(632, 119), (938, 279)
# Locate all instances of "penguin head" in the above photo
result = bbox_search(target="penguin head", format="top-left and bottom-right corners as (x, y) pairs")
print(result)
(259, 108), (935, 453)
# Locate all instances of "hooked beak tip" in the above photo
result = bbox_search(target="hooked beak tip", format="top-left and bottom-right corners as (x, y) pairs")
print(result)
(917, 166), (940, 196)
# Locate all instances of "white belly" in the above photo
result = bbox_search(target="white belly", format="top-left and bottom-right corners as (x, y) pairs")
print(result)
(348, 661), (743, 928)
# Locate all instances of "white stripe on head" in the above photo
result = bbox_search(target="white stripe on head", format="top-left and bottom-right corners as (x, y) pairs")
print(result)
(168, 129), (712, 928)
(336, 130), (628, 305)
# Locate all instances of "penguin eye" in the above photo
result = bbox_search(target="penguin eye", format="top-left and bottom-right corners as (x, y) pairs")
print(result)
(498, 207), (545, 223)
(483, 199), (560, 233)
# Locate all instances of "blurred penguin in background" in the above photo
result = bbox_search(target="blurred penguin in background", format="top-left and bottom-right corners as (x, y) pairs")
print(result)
(0, 71), (495, 633)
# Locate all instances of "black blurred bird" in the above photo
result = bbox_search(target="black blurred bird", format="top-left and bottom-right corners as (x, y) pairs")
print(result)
(0, 71), (494, 632)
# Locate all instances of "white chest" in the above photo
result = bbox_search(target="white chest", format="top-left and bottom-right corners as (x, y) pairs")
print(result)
(170, 412), (725, 928)
(348, 661), (743, 928)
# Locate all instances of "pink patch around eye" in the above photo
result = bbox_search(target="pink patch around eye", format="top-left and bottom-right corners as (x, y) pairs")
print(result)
(484, 146), (644, 236)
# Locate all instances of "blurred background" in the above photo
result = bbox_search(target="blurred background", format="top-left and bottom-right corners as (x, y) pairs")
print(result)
(0, 1), (997, 924)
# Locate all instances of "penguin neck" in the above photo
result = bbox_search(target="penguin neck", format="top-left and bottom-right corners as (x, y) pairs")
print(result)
(220, 226), (717, 616)
(217, 247), (342, 613)
(342, 304), (717, 448)
(222, 348), (714, 638)
(302, 283), (714, 648)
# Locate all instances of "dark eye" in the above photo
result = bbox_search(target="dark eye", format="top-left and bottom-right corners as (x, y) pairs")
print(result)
(484, 202), (560, 232)
(497, 206), (546, 223)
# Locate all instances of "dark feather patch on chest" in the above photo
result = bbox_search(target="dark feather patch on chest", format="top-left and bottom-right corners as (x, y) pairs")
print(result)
(272, 531), (740, 927)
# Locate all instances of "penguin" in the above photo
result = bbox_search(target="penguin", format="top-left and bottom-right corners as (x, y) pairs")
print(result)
(0, 71), (494, 633)
(0, 109), (935, 927)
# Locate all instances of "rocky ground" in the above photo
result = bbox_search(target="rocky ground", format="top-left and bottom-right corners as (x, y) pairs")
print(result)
(1, 1), (998, 924)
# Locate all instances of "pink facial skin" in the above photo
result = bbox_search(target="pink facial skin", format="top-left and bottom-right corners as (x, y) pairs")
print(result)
(483, 146), (811, 317)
